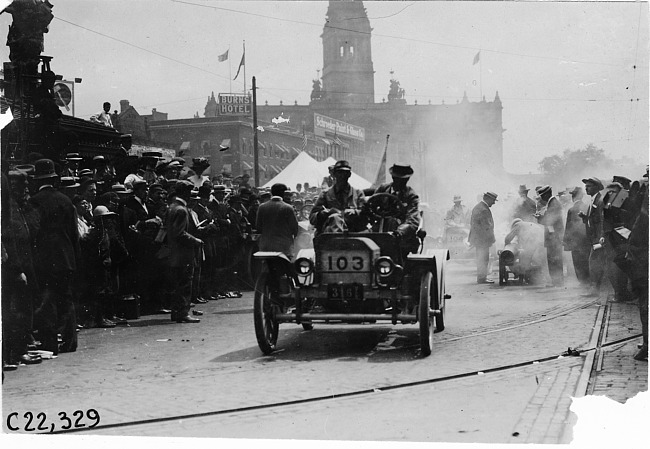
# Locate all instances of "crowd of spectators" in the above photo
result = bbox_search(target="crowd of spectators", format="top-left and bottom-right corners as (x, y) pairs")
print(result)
(1, 151), (323, 371)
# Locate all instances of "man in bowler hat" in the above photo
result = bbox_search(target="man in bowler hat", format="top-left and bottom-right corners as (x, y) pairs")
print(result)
(29, 159), (80, 353)
(256, 183), (299, 258)
(469, 192), (498, 284)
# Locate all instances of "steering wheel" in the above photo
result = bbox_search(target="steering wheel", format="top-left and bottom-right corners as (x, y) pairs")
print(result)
(366, 193), (404, 218)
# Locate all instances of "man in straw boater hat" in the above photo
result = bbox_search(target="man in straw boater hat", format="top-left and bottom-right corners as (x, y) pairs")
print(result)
(309, 160), (367, 236)
(29, 159), (80, 354)
(374, 163), (422, 256)
(534, 185), (565, 287)
(468, 191), (498, 284)
(511, 184), (537, 223)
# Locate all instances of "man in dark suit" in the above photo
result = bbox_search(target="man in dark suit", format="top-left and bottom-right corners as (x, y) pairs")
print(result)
(563, 186), (590, 284)
(580, 177), (605, 297)
(535, 185), (565, 287)
(29, 159), (80, 354)
(469, 192), (498, 284)
(166, 180), (204, 323)
(256, 183), (299, 258)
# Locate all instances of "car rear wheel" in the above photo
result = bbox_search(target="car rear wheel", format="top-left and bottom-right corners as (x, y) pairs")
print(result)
(254, 271), (279, 354)
(419, 271), (434, 356)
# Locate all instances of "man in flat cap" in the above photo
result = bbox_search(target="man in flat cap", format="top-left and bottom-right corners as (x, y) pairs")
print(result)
(579, 177), (605, 297)
(310, 160), (367, 236)
(469, 192), (498, 284)
(373, 164), (421, 255)
(563, 187), (590, 284)
(534, 185), (564, 287)
(256, 183), (299, 258)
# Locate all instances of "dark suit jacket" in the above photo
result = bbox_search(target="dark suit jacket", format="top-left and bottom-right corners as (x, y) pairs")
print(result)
(563, 199), (589, 251)
(468, 201), (495, 248)
(124, 196), (151, 222)
(584, 192), (604, 244)
(256, 197), (299, 256)
(166, 198), (202, 267)
(375, 183), (421, 238)
(30, 186), (79, 273)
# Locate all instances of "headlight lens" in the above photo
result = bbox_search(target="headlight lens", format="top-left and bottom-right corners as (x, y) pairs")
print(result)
(294, 257), (314, 275)
(375, 257), (394, 276)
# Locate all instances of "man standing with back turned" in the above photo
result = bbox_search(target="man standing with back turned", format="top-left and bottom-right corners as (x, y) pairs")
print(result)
(469, 192), (498, 284)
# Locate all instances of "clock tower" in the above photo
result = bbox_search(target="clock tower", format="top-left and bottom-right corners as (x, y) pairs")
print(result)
(320, 0), (375, 105)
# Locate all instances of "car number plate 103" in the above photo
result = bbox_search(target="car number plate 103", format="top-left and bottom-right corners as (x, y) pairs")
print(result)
(327, 283), (364, 300)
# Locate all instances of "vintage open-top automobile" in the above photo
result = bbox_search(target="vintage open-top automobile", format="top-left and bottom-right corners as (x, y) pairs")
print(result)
(253, 193), (450, 356)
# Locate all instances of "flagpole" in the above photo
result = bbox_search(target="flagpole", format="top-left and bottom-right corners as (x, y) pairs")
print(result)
(243, 40), (246, 95)
(479, 49), (483, 99)
(229, 45), (232, 93)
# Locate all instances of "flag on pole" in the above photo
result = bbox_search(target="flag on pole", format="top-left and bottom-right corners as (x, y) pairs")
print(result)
(373, 144), (387, 188)
(218, 49), (229, 62)
(233, 50), (245, 80)
(473, 51), (480, 65)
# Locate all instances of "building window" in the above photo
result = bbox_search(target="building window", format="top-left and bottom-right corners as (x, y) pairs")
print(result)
(340, 46), (344, 58)
(350, 46), (354, 57)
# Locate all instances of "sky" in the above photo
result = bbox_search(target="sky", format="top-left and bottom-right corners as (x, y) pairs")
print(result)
(1, 0), (648, 174)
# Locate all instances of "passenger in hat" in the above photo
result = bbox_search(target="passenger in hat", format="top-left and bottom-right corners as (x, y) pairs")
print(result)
(563, 186), (590, 285)
(533, 185), (565, 287)
(29, 159), (80, 353)
(256, 183), (299, 258)
(187, 157), (211, 188)
(579, 177), (606, 297)
(612, 175), (631, 190)
(445, 194), (469, 228)
(373, 164), (422, 256)
(309, 160), (367, 235)
(469, 192), (498, 284)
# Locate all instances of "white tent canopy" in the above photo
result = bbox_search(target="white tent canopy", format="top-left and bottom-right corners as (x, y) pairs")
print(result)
(319, 157), (372, 190)
(262, 151), (328, 189)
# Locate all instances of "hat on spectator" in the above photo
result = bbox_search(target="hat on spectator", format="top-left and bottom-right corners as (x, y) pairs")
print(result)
(66, 153), (83, 161)
(33, 159), (58, 180)
(229, 194), (242, 203)
(149, 183), (163, 193)
(171, 156), (186, 165)
(174, 179), (194, 195)
(389, 164), (414, 178)
(78, 168), (93, 177)
(260, 191), (272, 200)
(483, 191), (498, 201)
(190, 157), (210, 171)
(581, 177), (604, 190)
(606, 182), (623, 191)
(537, 185), (552, 196)
(112, 184), (132, 195)
(93, 205), (116, 217)
(190, 188), (200, 200)
(14, 164), (35, 176)
(132, 179), (148, 190)
(612, 175), (631, 190)
(569, 186), (583, 195)
(60, 176), (80, 189)
(93, 155), (106, 164)
(518, 184), (530, 193)
(453, 195), (462, 202)
(271, 183), (289, 197)
(331, 160), (352, 172)
(213, 184), (227, 193)
(8, 169), (28, 181)
(198, 185), (212, 198)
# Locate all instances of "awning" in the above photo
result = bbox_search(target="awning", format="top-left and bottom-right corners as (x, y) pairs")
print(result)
(258, 163), (267, 172)
(257, 141), (266, 149)
(180, 141), (191, 150)
(277, 144), (290, 153)
(269, 165), (281, 174)
(241, 161), (253, 170)
(291, 147), (301, 154)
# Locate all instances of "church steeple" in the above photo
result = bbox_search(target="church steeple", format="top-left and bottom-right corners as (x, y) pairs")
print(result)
(320, 0), (375, 104)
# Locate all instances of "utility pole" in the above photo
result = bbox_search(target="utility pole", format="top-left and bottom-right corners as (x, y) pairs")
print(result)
(252, 76), (259, 187)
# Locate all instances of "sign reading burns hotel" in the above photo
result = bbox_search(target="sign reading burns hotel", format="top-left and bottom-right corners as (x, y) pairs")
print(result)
(218, 93), (252, 116)
(314, 113), (365, 142)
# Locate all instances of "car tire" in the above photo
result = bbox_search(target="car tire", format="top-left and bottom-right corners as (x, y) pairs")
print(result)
(254, 270), (279, 354)
(419, 271), (434, 356)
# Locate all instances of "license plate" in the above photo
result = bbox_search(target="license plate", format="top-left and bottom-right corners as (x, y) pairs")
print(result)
(327, 283), (364, 300)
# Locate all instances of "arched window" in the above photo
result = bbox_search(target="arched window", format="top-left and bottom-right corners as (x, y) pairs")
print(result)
(340, 46), (344, 58)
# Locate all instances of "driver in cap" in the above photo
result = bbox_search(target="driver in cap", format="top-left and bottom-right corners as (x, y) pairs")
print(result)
(373, 164), (421, 254)
(310, 160), (367, 235)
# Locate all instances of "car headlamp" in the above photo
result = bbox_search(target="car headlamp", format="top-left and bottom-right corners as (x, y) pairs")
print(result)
(294, 257), (314, 276)
(375, 256), (395, 277)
